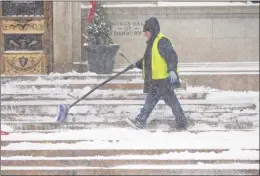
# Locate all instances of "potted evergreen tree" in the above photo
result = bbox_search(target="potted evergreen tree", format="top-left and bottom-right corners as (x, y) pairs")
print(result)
(83, 0), (119, 74)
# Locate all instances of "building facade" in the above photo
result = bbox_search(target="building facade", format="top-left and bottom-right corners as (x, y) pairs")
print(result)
(0, 1), (259, 74)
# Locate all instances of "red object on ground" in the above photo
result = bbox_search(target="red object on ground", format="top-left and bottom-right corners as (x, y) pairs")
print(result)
(1, 130), (9, 135)
(88, 0), (96, 23)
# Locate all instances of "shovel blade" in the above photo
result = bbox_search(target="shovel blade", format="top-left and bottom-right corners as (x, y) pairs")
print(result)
(56, 104), (70, 123)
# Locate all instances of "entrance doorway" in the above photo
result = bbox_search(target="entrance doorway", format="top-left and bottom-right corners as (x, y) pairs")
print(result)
(0, 1), (53, 75)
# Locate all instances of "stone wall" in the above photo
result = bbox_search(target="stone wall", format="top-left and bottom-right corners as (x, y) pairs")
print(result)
(81, 3), (259, 68)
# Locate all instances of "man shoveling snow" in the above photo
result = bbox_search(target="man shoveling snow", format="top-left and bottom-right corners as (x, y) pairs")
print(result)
(127, 17), (188, 130)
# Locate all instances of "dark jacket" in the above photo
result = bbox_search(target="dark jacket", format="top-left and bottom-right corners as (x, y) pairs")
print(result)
(136, 17), (180, 93)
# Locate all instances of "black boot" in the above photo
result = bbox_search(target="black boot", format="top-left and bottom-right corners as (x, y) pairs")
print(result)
(176, 117), (188, 130)
(126, 115), (147, 129)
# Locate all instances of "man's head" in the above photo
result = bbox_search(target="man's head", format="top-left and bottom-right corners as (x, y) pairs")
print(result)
(143, 17), (160, 41)
(143, 20), (152, 39)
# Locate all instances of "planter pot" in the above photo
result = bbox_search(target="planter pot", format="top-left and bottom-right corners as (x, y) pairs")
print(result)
(84, 44), (119, 74)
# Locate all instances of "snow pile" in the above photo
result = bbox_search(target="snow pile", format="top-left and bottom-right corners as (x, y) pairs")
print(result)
(1, 124), (13, 133)
(206, 91), (259, 102)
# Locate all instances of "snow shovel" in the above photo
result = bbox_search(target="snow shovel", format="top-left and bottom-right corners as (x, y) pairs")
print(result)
(56, 63), (135, 123)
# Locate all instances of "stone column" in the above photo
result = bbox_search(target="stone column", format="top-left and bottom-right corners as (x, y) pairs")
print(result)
(53, 1), (81, 73)
(72, 2), (82, 66)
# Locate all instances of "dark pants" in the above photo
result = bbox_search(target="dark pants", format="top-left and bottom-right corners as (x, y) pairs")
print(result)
(137, 80), (187, 127)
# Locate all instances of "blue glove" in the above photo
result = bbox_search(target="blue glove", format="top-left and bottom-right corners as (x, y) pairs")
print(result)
(168, 71), (178, 84)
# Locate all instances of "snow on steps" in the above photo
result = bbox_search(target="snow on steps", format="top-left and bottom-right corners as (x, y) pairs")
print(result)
(2, 104), (256, 124)
(1, 68), (259, 175)
(2, 82), (153, 90)
(1, 61), (259, 83)
(1, 99), (257, 111)
(1, 86), (208, 99)
(0, 129), (258, 146)
(1, 90), (258, 131)
(1, 129), (259, 175)
(1, 61), (258, 90)
(2, 129), (258, 150)
(1, 111), (258, 130)
(1, 62), (258, 92)
(1, 103), (258, 131)
(1, 99), (256, 106)
(1, 118), (257, 132)
(1, 91), (208, 101)
(1, 80), (258, 133)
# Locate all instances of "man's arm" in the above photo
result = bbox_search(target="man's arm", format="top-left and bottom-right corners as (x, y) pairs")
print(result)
(158, 38), (178, 72)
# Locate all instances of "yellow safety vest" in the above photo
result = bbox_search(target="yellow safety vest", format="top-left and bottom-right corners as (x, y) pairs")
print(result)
(142, 32), (179, 79)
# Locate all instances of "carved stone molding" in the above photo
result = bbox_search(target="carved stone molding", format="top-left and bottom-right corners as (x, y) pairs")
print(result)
(3, 53), (46, 74)
(1, 19), (45, 33)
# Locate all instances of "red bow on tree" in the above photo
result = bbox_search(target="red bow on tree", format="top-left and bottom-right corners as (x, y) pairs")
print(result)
(88, 0), (96, 23)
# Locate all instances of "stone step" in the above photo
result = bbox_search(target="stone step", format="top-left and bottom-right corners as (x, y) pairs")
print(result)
(2, 111), (258, 124)
(0, 89), (213, 98)
(0, 92), (208, 101)
(1, 100), (257, 115)
(4, 129), (257, 135)
(1, 109), (257, 122)
(1, 62), (258, 82)
(1, 69), (258, 83)
(1, 130), (256, 146)
(1, 99), (256, 106)
(0, 92), (209, 101)
(2, 99), (255, 106)
(1, 119), (256, 131)
(3, 73), (258, 91)
(1, 167), (258, 175)
(2, 82), (147, 90)
(1, 75), (138, 84)
(2, 63), (258, 91)
(2, 148), (256, 157)
(3, 72), (259, 92)
(1, 110), (257, 115)
(1, 111), (257, 121)
(1, 158), (258, 167)
(0, 120), (190, 131)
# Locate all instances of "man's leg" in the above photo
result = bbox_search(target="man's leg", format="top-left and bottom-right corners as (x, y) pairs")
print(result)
(162, 87), (188, 129)
(130, 85), (161, 128)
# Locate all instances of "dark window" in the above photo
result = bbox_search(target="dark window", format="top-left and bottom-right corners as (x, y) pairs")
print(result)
(2, 1), (44, 16)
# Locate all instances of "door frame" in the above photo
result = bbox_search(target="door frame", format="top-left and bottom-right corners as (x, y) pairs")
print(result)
(43, 1), (53, 73)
